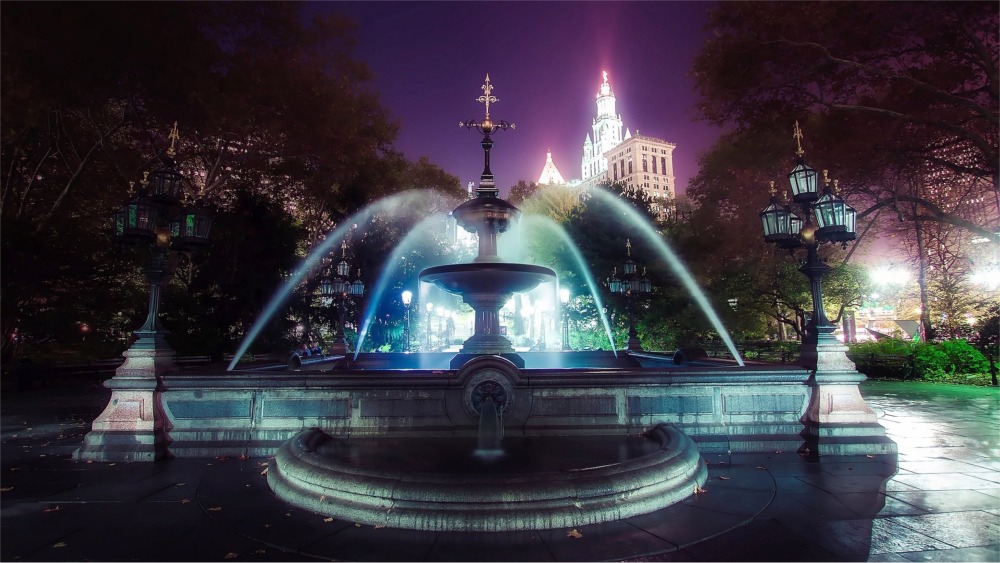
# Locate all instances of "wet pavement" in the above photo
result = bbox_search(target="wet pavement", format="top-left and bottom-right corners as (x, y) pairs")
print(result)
(1, 380), (997, 562)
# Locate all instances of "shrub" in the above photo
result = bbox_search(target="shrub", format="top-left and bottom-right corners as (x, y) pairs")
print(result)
(913, 343), (950, 380)
(937, 338), (990, 374)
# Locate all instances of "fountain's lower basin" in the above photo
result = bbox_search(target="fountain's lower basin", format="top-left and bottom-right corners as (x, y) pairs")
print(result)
(268, 424), (707, 532)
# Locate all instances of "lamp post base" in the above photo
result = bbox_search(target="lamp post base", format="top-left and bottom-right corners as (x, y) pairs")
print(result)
(797, 329), (895, 456)
(75, 330), (175, 462)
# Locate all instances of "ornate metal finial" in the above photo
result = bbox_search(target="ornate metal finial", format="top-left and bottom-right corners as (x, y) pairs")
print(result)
(611, 266), (617, 276)
(602, 70), (608, 84)
(128, 181), (136, 196)
(833, 179), (840, 194)
(166, 121), (180, 159)
(793, 121), (805, 158)
(822, 169), (831, 186)
(140, 171), (150, 188)
(782, 191), (790, 203)
(341, 240), (347, 258)
(356, 268), (362, 278)
(477, 74), (497, 119)
(626, 239), (632, 257)
(769, 180), (777, 196)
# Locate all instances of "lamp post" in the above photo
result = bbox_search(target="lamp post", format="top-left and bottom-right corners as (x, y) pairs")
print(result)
(759, 121), (886, 456)
(401, 290), (413, 353)
(425, 303), (434, 351)
(78, 123), (213, 462)
(560, 288), (571, 351)
(319, 241), (365, 356)
(608, 240), (653, 351)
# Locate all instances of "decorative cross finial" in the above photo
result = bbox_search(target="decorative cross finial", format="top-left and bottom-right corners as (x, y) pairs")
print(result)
(793, 120), (805, 158)
(477, 74), (497, 118)
(833, 179), (840, 193)
(341, 240), (347, 258)
(626, 239), (632, 257)
(822, 169), (831, 186)
(141, 171), (150, 188)
(769, 180), (776, 196)
(166, 121), (180, 158)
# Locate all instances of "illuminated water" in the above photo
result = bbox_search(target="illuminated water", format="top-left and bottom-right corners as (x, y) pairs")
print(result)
(515, 215), (617, 354)
(587, 190), (745, 366)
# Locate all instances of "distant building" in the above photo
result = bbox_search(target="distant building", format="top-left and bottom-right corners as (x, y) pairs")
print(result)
(537, 149), (566, 185)
(577, 71), (677, 214)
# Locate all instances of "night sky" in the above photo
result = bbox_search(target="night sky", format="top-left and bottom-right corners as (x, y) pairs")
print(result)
(321, 2), (721, 196)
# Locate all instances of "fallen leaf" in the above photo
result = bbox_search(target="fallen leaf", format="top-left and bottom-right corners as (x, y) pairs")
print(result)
(323, 517), (334, 522)
(216, 456), (230, 462)
(263, 524), (272, 528)
(180, 499), (192, 504)
(374, 524), (385, 529)
(207, 506), (223, 512)
(0, 487), (12, 492)
(239, 455), (249, 461)
(52, 542), (67, 548)
(718, 476), (731, 481)
(206, 463), (214, 466)
(224, 552), (238, 559)
(319, 495), (326, 502)
(107, 463), (116, 466)
(86, 460), (94, 464)
(694, 485), (707, 494)
(175, 483), (187, 487)
(756, 466), (766, 470)
(866, 454), (875, 459)
(257, 462), (269, 467)
(285, 512), (292, 517)
(254, 549), (266, 555)
(260, 467), (268, 476)
(43, 506), (62, 512)
(566, 528), (583, 538)
(354, 523), (362, 528)
(775, 450), (782, 454)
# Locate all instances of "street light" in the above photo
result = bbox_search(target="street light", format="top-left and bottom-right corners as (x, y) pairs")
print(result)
(319, 240), (365, 356)
(110, 123), (213, 376)
(608, 240), (653, 351)
(759, 122), (856, 354)
(80, 123), (213, 462)
(560, 288), (571, 351)
(757, 122), (888, 457)
(425, 303), (434, 351)
(401, 290), (413, 353)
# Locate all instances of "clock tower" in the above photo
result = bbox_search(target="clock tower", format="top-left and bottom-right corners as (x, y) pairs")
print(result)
(581, 71), (624, 181)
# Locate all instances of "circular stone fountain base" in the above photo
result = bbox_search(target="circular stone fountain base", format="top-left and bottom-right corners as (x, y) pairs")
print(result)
(267, 425), (707, 532)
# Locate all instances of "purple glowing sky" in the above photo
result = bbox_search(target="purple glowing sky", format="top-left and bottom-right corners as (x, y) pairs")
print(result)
(324, 2), (722, 196)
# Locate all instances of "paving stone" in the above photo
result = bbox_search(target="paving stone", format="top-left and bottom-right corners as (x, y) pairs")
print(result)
(887, 490), (1000, 513)
(884, 512), (1000, 549)
(868, 517), (955, 554)
(890, 472), (1000, 491)
(897, 544), (1000, 562)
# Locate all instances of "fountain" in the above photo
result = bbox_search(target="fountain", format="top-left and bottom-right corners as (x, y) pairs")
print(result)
(77, 76), (895, 535)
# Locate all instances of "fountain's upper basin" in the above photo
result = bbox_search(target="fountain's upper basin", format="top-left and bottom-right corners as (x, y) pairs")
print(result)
(420, 262), (556, 296)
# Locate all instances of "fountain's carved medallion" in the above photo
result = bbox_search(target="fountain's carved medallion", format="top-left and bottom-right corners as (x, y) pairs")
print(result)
(463, 369), (515, 419)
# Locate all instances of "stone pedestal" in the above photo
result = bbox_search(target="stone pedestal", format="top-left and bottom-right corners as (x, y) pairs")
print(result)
(799, 330), (896, 456)
(75, 331), (174, 462)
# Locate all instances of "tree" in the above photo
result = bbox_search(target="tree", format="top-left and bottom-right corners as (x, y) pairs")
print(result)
(691, 1), (998, 243)
(0, 3), (451, 367)
(507, 180), (540, 206)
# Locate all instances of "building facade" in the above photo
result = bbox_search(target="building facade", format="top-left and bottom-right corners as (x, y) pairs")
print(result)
(578, 72), (676, 211)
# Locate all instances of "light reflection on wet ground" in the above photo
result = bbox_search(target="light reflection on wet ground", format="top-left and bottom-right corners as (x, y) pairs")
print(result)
(861, 380), (999, 561)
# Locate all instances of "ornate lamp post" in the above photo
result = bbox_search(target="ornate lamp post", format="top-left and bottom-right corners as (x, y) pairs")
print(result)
(759, 122), (886, 456)
(560, 288), (571, 351)
(608, 240), (653, 351)
(401, 290), (413, 353)
(78, 123), (213, 462)
(319, 241), (365, 356)
(425, 303), (434, 351)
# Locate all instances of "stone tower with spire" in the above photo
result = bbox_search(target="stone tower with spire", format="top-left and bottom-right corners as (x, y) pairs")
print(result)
(581, 71), (625, 181)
